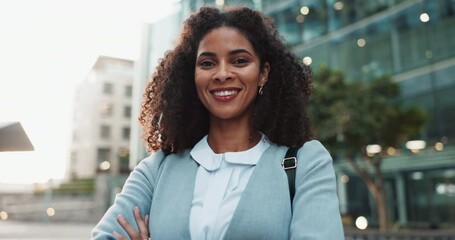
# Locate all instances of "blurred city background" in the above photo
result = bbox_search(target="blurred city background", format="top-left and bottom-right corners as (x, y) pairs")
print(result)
(1, 0), (455, 239)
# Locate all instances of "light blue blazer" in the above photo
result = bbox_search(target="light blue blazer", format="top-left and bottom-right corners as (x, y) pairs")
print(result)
(92, 140), (344, 239)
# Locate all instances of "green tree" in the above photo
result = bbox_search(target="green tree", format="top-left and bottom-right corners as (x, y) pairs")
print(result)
(309, 66), (427, 230)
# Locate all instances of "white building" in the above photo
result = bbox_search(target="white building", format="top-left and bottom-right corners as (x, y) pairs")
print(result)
(69, 56), (134, 178)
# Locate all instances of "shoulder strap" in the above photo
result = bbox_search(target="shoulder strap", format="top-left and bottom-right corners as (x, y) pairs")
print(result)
(282, 147), (299, 204)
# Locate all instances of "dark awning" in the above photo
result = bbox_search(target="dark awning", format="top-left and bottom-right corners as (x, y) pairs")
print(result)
(0, 122), (34, 152)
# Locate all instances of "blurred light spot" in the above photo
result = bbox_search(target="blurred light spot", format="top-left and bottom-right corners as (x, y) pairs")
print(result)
(355, 216), (368, 230)
(436, 183), (455, 195)
(420, 13), (430, 23)
(99, 161), (111, 171)
(46, 207), (55, 217)
(366, 144), (381, 156)
(387, 147), (396, 156)
(435, 142), (444, 151)
(341, 175), (350, 184)
(406, 140), (426, 153)
(302, 56), (312, 65)
(333, 1), (344, 10)
(436, 184), (445, 194)
(0, 211), (8, 220)
(357, 38), (366, 47)
(425, 50), (433, 59)
(216, 0), (224, 6)
(296, 15), (305, 23)
(300, 6), (310, 15)
(412, 171), (423, 180)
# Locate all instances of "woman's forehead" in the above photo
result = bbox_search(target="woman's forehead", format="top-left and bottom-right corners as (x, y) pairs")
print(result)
(197, 27), (255, 54)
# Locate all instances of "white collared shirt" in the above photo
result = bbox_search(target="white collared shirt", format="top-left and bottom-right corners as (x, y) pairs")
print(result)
(189, 134), (270, 240)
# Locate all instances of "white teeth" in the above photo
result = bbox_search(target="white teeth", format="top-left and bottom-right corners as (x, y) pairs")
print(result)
(213, 90), (238, 96)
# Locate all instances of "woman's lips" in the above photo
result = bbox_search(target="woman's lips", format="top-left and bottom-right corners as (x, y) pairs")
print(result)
(210, 88), (241, 102)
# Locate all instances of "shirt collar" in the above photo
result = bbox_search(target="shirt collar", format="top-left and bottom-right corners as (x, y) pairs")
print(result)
(190, 134), (270, 171)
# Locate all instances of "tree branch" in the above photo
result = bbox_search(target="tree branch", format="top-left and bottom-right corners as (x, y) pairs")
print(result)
(345, 156), (379, 196)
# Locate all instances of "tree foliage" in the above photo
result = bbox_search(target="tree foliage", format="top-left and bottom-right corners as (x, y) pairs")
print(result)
(308, 65), (427, 229)
(309, 66), (427, 158)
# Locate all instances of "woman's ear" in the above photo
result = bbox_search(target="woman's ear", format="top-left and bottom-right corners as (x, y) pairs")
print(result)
(259, 62), (270, 86)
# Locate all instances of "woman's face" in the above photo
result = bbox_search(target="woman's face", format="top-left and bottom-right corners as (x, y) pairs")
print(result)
(194, 27), (269, 121)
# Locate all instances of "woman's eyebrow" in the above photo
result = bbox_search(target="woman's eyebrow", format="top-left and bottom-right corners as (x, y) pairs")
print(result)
(229, 49), (253, 56)
(197, 52), (216, 58)
(197, 49), (253, 58)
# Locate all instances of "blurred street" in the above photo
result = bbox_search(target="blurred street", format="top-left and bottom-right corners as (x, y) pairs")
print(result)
(0, 220), (95, 240)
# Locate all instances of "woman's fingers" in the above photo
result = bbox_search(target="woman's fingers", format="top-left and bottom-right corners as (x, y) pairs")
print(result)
(133, 206), (150, 239)
(114, 207), (150, 240)
(116, 214), (141, 239)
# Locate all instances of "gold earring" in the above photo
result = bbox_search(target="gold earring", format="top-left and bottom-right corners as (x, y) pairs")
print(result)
(258, 85), (264, 95)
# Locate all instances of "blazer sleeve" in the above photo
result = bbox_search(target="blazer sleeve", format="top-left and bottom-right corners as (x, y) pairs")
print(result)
(91, 151), (166, 239)
(290, 140), (344, 240)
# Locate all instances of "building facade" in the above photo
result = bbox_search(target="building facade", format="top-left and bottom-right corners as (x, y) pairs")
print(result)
(130, 0), (455, 228)
(69, 56), (134, 179)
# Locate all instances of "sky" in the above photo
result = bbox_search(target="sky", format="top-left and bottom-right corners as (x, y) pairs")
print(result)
(0, 0), (178, 184)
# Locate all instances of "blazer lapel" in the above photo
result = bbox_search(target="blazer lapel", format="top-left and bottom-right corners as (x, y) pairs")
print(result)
(224, 144), (292, 240)
(150, 150), (198, 239)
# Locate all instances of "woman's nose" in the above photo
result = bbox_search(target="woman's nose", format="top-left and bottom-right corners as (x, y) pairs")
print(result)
(213, 62), (233, 82)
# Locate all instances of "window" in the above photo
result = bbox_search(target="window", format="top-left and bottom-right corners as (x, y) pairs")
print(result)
(100, 102), (113, 117)
(100, 125), (111, 139)
(103, 82), (113, 94)
(125, 85), (133, 97)
(97, 147), (111, 163)
(124, 106), (132, 118)
(118, 147), (130, 173)
(122, 127), (130, 140)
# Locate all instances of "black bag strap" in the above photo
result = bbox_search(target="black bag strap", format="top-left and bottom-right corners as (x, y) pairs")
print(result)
(282, 147), (299, 204)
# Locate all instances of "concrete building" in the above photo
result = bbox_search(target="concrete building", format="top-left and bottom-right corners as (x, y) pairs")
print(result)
(69, 56), (134, 179)
(129, 0), (455, 229)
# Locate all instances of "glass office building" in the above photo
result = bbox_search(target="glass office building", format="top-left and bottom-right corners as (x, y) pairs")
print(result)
(265, 0), (455, 142)
(254, 0), (455, 228)
(134, 0), (455, 228)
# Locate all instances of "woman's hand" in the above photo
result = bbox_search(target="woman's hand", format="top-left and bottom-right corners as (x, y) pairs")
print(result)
(113, 206), (150, 240)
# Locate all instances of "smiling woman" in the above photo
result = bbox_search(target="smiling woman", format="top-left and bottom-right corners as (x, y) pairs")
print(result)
(92, 6), (344, 240)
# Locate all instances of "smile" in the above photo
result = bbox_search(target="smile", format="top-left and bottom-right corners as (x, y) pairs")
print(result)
(212, 90), (239, 96)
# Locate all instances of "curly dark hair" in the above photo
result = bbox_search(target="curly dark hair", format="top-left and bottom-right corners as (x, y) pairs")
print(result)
(139, 6), (313, 153)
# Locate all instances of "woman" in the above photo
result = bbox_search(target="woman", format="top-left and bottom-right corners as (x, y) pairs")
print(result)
(92, 6), (344, 240)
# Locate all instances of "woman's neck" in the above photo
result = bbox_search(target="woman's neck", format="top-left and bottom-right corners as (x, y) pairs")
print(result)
(207, 117), (260, 153)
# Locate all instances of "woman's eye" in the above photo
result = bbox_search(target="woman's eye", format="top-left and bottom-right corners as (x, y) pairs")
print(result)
(199, 60), (215, 68)
(233, 58), (248, 65)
